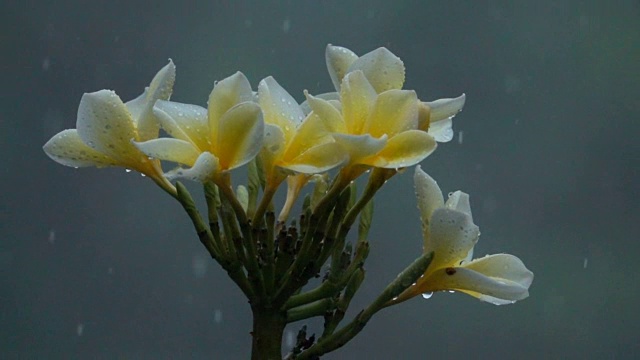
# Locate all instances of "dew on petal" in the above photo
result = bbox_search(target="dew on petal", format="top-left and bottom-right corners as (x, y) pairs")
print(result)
(421, 292), (434, 299)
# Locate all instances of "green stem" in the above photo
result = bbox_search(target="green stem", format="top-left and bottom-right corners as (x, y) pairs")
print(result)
(253, 182), (279, 226)
(175, 182), (221, 259)
(286, 298), (334, 323)
(272, 170), (354, 307)
(296, 252), (434, 359)
(251, 306), (286, 360)
(175, 182), (253, 299)
(216, 174), (266, 298)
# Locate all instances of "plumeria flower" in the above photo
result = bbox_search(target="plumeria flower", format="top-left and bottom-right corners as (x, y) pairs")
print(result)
(391, 166), (533, 305)
(325, 44), (466, 143)
(257, 76), (347, 186)
(43, 60), (177, 194)
(134, 72), (263, 183)
(305, 70), (436, 178)
(249, 76), (348, 221)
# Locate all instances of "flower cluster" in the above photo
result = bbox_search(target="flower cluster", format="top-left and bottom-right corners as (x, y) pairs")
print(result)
(43, 44), (532, 358)
(44, 46), (466, 194)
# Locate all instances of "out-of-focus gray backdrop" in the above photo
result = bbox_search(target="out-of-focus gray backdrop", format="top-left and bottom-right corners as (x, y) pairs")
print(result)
(2, 0), (638, 358)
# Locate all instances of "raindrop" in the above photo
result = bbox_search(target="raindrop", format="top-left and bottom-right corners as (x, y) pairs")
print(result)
(285, 330), (295, 348)
(48, 229), (56, 244)
(458, 131), (464, 144)
(42, 57), (50, 71)
(125, 169), (132, 173)
(421, 292), (433, 299)
(76, 323), (84, 336)
(214, 309), (223, 324)
(192, 254), (208, 278)
(282, 19), (291, 33)
(583, 258), (588, 269)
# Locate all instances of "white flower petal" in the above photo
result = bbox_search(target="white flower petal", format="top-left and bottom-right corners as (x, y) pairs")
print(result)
(282, 142), (347, 174)
(260, 124), (286, 177)
(325, 44), (359, 91)
(125, 60), (176, 141)
(425, 94), (466, 122)
(147, 59), (176, 103)
(366, 89), (418, 138)
(414, 166), (445, 228)
(332, 132), (387, 164)
(165, 151), (220, 182)
(340, 71), (377, 134)
(154, 100), (209, 149)
(366, 130), (436, 169)
(216, 102), (264, 170)
(133, 138), (201, 166)
(208, 72), (254, 131)
(300, 91), (340, 115)
(427, 116), (454, 142)
(76, 90), (139, 163)
(347, 47), (405, 93)
(445, 190), (473, 220)
(263, 123), (286, 155)
(430, 266), (531, 304)
(43, 129), (117, 168)
(427, 207), (479, 268)
(258, 76), (305, 137)
(303, 92), (345, 133)
(463, 254), (534, 290)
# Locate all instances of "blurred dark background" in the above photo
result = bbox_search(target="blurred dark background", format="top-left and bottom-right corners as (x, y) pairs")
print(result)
(2, 0), (639, 358)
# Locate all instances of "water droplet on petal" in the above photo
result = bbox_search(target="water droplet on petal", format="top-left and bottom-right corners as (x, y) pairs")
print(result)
(125, 169), (132, 173)
(421, 292), (434, 299)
